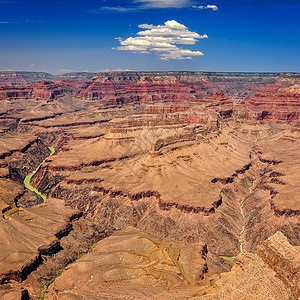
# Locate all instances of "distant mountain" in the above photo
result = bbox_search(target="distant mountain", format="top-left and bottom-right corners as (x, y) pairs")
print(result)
(0, 71), (57, 86)
(0, 71), (98, 86)
(58, 72), (97, 81)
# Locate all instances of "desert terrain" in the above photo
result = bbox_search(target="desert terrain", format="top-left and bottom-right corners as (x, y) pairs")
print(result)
(0, 71), (299, 299)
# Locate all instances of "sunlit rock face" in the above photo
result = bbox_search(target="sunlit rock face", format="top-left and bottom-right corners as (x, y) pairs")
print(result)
(44, 230), (299, 300)
(0, 71), (298, 299)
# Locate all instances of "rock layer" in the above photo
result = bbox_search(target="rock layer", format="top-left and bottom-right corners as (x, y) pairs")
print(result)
(45, 230), (299, 300)
(0, 71), (298, 299)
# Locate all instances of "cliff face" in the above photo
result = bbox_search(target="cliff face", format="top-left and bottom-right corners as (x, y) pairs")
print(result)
(257, 231), (300, 298)
(0, 86), (33, 100)
(195, 231), (299, 300)
(43, 230), (299, 300)
(0, 71), (298, 299)
(236, 84), (300, 122)
(0, 71), (298, 123)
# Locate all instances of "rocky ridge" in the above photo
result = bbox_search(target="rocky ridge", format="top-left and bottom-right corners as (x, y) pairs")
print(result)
(0, 71), (298, 299)
(44, 229), (299, 300)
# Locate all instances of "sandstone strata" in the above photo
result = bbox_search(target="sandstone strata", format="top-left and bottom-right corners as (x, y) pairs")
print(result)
(257, 231), (300, 298)
(44, 230), (299, 300)
(0, 71), (298, 299)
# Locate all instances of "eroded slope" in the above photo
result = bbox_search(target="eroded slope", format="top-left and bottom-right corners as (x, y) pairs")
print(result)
(0, 71), (298, 299)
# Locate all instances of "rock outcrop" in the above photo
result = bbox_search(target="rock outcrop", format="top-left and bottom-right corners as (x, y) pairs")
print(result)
(45, 227), (209, 299)
(44, 230), (299, 300)
(257, 231), (300, 298)
(0, 71), (298, 299)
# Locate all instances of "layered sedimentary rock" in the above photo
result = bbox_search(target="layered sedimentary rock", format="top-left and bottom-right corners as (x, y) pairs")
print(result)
(0, 81), (70, 102)
(237, 84), (300, 122)
(0, 198), (79, 283)
(44, 230), (299, 300)
(31, 81), (71, 101)
(195, 231), (299, 300)
(0, 71), (298, 299)
(0, 131), (83, 299)
(257, 231), (300, 298)
(0, 71), (299, 123)
(0, 86), (33, 101)
(45, 227), (208, 299)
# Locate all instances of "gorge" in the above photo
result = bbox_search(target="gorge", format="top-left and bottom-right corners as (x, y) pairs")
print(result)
(0, 71), (299, 299)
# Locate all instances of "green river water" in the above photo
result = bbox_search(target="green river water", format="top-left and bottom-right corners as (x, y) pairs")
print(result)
(220, 256), (235, 264)
(23, 146), (55, 200)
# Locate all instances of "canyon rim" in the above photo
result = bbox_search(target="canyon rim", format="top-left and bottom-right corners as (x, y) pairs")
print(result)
(0, 0), (299, 299)
(0, 71), (299, 299)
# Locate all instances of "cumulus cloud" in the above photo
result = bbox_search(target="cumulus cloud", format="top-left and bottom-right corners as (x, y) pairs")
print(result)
(193, 4), (218, 10)
(114, 20), (207, 60)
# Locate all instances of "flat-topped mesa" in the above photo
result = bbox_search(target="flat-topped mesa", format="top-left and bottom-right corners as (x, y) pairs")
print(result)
(92, 72), (141, 84)
(54, 78), (86, 90)
(78, 75), (196, 105)
(57, 72), (97, 81)
(0, 72), (298, 114)
(76, 72), (143, 104)
(250, 84), (300, 106)
(31, 81), (70, 101)
(241, 84), (300, 121)
(257, 231), (300, 298)
(120, 76), (196, 104)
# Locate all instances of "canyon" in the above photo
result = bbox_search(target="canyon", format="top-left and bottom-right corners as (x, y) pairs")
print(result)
(0, 71), (299, 299)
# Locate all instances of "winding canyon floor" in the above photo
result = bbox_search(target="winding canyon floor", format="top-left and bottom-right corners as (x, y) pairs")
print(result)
(0, 71), (299, 299)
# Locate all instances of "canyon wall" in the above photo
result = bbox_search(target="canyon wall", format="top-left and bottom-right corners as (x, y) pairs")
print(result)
(0, 71), (298, 299)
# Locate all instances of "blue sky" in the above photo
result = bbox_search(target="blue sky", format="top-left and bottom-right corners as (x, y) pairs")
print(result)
(0, 0), (299, 74)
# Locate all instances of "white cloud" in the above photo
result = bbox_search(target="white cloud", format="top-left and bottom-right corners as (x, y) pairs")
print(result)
(207, 5), (218, 10)
(114, 20), (207, 60)
(193, 4), (219, 11)
(134, 0), (191, 8)
(100, 68), (132, 72)
(90, 0), (194, 13)
(93, 6), (137, 13)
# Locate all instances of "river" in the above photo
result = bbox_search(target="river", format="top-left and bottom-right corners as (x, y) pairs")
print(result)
(23, 146), (55, 200)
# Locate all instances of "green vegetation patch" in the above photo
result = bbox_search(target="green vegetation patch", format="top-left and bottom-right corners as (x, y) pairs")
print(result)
(49, 146), (55, 155)
(220, 256), (235, 264)
(39, 269), (63, 300)
(89, 242), (97, 252)
(23, 146), (55, 200)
